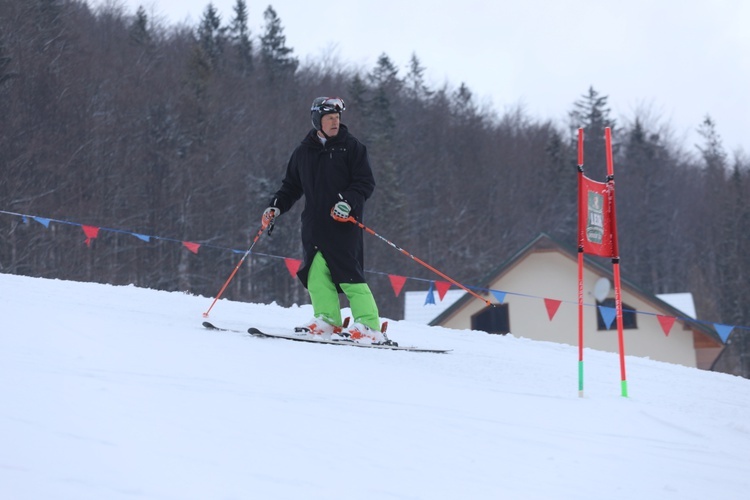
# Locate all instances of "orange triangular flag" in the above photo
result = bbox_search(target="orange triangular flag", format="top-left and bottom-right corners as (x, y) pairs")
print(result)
(388, 275), (407, 297)
(435, 281), (451, 301)
(657, 315), (676, 336)
(284, 258), (302, 277)
(182, 241), (201, 254)
(82, 225), (100, 247)
(544, 298), (562, 320)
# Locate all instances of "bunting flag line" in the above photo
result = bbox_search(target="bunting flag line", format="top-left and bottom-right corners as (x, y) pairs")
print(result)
(2, 208), (750, 341)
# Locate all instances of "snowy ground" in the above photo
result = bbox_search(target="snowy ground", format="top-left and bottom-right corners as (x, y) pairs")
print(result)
(2, 272), (750, 500)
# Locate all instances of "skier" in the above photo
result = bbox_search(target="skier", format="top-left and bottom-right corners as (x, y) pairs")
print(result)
(262, 97), (384, 343)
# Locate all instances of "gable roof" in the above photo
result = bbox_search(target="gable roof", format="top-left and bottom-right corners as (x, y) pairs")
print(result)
(429, 233), (722, 345)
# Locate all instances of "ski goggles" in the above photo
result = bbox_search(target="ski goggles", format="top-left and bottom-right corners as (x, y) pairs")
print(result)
(313, 97), (346, 113)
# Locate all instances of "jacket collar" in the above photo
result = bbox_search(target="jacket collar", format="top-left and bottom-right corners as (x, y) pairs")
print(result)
(303, 123), (349, 147)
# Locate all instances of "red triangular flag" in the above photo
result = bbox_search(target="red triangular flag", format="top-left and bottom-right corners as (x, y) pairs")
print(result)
(435, 281), (451, 301)
(182, 241), (201, 254)
(388, 275), (407, 297)
(284, 258), (302, 277)
(544, 298), (562, 321)
(82, 225), (100, 247)
(657, 315), (676, 336)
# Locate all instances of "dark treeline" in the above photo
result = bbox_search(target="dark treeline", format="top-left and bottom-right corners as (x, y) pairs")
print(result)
(1, 0), (749, 375)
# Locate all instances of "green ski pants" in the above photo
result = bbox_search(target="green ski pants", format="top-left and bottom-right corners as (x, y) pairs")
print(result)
(307, 251), (380, 330)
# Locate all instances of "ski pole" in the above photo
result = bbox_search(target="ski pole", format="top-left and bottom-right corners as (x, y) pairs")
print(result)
(202, 223), (268, 318)
(345, 217), (492, 307)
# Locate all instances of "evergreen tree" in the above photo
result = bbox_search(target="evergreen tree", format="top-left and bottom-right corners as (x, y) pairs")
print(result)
(451, 82), (477, 125)
(697, 115), (728, 177)
(687, 116), (729, 322)
(569, 86), (616, 181)
(347, 73), (370, 117)
(196, 3), (226, 69)
(228, 0), (252, 76)
(259, 6), (298, 80)
(128, 6), (151, 47)
(366, 53), (400, 142)
(369, 53), (401, 91)
(404, 53), (431, 100)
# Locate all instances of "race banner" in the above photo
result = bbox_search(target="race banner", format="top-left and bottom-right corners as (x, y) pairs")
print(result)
(578, 175), (617, 258)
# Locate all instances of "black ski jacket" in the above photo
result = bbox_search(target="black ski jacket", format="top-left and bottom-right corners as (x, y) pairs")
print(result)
(269, 124), (375, 290)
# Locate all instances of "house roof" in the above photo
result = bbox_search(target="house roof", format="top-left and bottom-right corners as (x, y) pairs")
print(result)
(429, 233), (722, 345)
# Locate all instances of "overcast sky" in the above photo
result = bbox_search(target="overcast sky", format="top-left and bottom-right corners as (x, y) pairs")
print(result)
(102, 0), (750, 157)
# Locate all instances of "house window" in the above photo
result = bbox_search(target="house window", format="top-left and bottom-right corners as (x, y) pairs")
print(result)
(472, 304), (510, 334)
(596, 298), (637, 330)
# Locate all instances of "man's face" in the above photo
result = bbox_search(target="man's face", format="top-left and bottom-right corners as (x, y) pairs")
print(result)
(320, 113), (340, 137)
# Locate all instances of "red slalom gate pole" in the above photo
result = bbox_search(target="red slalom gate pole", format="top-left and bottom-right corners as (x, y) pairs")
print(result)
(605, 127), (628, 398)
(347, 216), (492, 308)
(202, 224), (268, 318)
(577, 127), (585, 397)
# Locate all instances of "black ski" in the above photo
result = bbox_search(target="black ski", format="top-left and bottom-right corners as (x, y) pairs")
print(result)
(202, 321), (244, 333)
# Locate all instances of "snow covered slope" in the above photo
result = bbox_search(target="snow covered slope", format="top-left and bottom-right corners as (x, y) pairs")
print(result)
(2, 273), (749, 499)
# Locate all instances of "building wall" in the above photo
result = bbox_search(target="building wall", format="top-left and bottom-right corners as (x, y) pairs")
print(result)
(439, 250), (699, 368)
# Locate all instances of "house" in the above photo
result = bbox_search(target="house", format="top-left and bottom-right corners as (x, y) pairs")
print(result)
(427, 233), (724, 370)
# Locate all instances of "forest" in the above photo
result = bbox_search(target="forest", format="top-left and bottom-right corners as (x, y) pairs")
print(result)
(1, 0), (749, 377)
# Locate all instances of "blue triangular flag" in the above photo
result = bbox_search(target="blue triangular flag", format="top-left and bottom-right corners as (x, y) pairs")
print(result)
(491, 290), (506, 304)
(714, 323), (734, 343)
(424, 282), (436, 305)
(132, 233), (151, 242)
(33, 217), (51, 228)
(598, 305), (617, 329)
